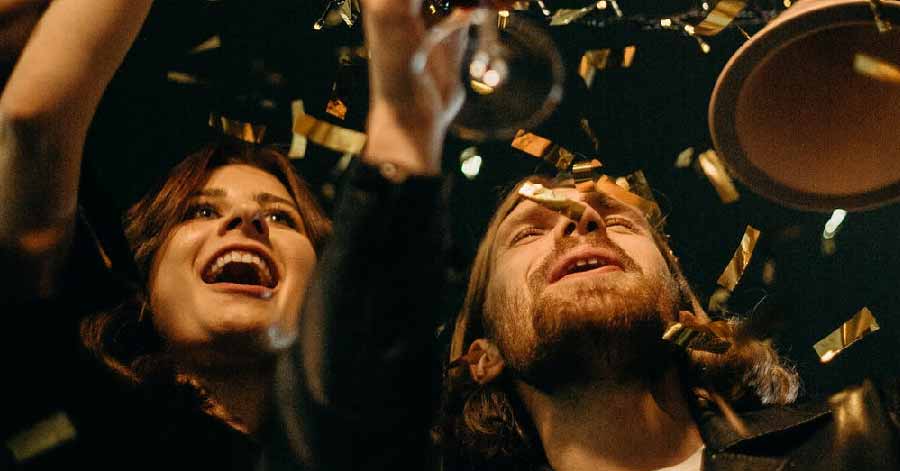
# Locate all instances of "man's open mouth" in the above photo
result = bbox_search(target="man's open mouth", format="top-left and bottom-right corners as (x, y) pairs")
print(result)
(549, 250), (624, 283)
(201, 249), (278, 289)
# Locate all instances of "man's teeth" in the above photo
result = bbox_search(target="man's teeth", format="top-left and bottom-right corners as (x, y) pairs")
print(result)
(570, 257), (607, 273)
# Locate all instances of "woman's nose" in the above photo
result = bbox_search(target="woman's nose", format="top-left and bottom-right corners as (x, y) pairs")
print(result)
(221, 206), (269, 239)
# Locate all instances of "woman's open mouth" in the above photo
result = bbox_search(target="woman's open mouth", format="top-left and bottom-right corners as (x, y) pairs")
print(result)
(201, 249), (278, 289)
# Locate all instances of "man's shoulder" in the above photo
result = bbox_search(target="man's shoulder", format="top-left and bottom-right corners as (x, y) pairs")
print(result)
(698, 379), (900, 470)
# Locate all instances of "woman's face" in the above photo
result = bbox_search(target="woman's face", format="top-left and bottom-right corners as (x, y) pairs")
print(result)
(148, 164), (317, 361)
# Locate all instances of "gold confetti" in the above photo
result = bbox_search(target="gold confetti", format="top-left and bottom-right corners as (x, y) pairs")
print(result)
(550, 4), (600, 26)
(293, 111), (367, 155)
(662, 320), (733, 353)
(208, 114), (267, 144)
(762, 258), (776, 285)
(289, 100), (308, 159)
(326, 98), (348, 120)
(596, 174), (663, 226)
(814, 307), (881, 363)
(693, 0), (747, 36)
(189, 35), (221, 54)
(697, 149), (740, 204)
(867, 0), (894, 33)
(578, 46), (637, 87)
(716, 225), (761, 292)
(675, 147), (695, 168)
(518, 182), (586, 220)
(853, 53), (900, 85)
(573, 159), (604, 192)
(511, 130), (576, 170)
(6, 412), (77, 463)
(166, 71), (203, 85)
(512, 129), (554, 157)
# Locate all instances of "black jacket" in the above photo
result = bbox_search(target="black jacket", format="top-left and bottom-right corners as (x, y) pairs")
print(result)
(698, 379), (900, 470)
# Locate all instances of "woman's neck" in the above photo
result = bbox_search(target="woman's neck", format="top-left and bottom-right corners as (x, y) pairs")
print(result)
(175, 356), (275, 436)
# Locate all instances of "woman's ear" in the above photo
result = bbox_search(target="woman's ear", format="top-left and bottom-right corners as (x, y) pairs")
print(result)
(466, 338), (505, 385)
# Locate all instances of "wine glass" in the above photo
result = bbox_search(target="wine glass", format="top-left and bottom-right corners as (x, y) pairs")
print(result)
(414, 1), (564, 141)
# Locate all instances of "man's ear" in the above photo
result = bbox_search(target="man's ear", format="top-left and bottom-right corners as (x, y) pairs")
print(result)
(466, 338), (505, 385)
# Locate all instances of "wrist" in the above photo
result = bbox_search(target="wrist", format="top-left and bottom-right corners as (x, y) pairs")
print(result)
(364, 104), (446, 177)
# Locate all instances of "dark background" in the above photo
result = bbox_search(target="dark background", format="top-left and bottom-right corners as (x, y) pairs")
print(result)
(73, 0), (900, 401)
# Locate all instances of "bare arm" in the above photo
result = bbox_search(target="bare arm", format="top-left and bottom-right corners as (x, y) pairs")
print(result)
(0, 0), (153, 298)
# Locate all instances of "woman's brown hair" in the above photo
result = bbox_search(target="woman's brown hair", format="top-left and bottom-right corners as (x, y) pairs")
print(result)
(436, 176), (800, 471)
(81, 139), (332, 385)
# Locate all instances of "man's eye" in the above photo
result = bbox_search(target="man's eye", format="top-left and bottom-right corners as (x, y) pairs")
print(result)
(605, 217), (636, 231)
(511, 228), (543, 245)
(185, 204), (219, 220)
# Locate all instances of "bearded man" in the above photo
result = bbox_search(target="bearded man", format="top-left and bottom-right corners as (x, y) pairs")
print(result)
(437, 176), (900, 471)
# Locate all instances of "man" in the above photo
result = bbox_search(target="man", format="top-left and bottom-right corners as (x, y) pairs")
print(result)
(267, 1), (899, 470)
(436, 175), (900, 471)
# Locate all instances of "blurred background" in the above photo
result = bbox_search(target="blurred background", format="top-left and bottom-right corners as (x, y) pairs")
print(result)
(55, 0), (900, 402)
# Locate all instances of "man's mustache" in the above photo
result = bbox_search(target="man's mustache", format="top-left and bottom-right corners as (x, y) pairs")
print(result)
(527, 233), (641, 292)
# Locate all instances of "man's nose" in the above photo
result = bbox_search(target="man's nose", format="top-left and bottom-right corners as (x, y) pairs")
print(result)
(558, 203), (605, 238)
(220, 205), (269, 239)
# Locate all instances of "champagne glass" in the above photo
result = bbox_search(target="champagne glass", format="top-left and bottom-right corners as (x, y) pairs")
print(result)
(414, 1), (564, 141)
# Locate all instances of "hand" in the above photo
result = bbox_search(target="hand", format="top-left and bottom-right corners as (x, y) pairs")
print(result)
(361, 0), (469, 176)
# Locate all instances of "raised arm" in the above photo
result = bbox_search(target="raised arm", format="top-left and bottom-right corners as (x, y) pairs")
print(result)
(264, 2), (467, 469)
(0, 0), (153, 299)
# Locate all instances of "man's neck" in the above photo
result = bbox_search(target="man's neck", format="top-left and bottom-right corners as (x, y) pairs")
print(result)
(176, 356), (274, 436)
(516, 366), (703, 471)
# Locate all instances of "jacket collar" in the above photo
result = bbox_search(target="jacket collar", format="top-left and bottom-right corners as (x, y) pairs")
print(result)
(697, 398), (832, 452)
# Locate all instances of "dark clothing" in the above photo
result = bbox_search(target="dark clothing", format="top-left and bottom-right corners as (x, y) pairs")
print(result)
(263, 160), (448, 471)
(698, 378), (900, 470)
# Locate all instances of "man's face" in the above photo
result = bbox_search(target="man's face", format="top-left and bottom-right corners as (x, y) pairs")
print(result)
(148, 164), (317, 365)
(484, 184), (678, 388)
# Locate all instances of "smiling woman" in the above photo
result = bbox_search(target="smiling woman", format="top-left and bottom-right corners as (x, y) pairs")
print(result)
(81, 139), (331, 435)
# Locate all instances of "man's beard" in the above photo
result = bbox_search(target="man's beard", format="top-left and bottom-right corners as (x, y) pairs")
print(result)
(488, 237), (679, 393)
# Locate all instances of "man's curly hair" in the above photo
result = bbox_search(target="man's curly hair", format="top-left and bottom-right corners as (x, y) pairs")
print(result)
(434, 176), (800, 471)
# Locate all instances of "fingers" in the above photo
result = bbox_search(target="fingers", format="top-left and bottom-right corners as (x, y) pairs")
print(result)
(361, 0), (427, 104)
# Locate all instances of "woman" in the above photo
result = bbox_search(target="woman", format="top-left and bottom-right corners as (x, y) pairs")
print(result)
(0, 1), (331, 468)
(80, 139), (331, 434)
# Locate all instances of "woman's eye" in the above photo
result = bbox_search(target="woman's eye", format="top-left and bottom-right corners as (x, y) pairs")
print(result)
(266, 210), (299, 229)
(185, 204), (219, 220)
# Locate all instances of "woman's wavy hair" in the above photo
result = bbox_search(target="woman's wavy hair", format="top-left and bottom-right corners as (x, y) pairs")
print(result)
(435, 176), (800, 471)
(80, 139), (331, 388)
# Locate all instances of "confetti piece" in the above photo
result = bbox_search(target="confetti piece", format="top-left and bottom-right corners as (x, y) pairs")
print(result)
(716, 225), (760, 292)
(511, 130), (576, 170)
(208, 113), (267, 144)
(578, 46), (637, 87)
(693, 0), (747, 36)
(675, 147), (695, 168)
(6, 412), (76, 463)
(289, 100), (308, 159)
(293, 111), (367, 155)
(189, 35), (221, 54)
(662, 320), (733, 353)
(697, 149), (740, 204)
(550, 3), (602, 26)
(814, 307), (881, 363)
(518, 182), (586, 220)
(166, 71), (204, 85)
(853, 53), (900, 85)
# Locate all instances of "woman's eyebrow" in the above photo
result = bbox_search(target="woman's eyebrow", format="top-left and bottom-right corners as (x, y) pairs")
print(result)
(255, 192), (299, 209)
(191, 188), (226, 198)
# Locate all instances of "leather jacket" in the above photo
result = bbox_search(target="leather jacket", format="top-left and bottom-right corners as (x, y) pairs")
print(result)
(698, 379), (900, 470)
